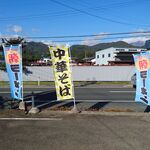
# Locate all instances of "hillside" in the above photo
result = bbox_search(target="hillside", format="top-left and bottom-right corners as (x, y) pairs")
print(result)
(70, 41), (139, 60)
(0, 41), (142, 63)
(91, 41), (137, 50)
(23, 41), (49, 61)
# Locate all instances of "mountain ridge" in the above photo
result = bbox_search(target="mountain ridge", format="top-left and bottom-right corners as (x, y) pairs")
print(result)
(70, 41), (143, 60)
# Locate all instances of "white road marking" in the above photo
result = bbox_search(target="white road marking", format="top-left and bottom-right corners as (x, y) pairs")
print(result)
(109, 91), (135, 93)
(0, 118), (62, 121)
(0, 91), (43, 94)
(0, 90), (135, 94)
(0, 86), (130, 89)
(75, 100), (135, 103)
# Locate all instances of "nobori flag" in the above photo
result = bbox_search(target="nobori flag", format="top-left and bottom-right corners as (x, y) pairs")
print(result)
(133, 52), (150, 105)
(49, 45), (74, 100)
(3, 44), (23, 100)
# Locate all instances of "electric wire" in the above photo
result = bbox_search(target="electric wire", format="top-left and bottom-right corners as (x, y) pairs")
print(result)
(24, 31), (150, 39)
(0, 0), (149, 27)
(40, 34), (150, 43)
(49, 0), (150, 27)
(1, 32), (150, 43)
(0, 1), (137, 22)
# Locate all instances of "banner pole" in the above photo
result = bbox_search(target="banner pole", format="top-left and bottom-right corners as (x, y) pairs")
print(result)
(18, 44), (26, 111)
(20, 44), (24, 102)
(68, 45), (78, 112)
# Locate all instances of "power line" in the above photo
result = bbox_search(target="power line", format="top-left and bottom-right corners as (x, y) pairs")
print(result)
(1, 31), (150, 43)
(0, 10), (80, 21)
(49, 0), (150, 27)
(25, 31), (150, 39)
(0, 2), (133, 21)
(43, 34), (150, 43)
(1, 34), (150, 45)
(0, 0), (148, 24)
(70, 0), (137, 10)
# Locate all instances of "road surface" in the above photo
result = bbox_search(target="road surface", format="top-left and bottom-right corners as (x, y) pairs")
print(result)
(0, 87), (135, 101)
(0, 114), (150, 150)
(0, 86), (148, 112)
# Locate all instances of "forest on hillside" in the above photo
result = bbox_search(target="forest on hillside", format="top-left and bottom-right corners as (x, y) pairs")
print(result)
(0, 40), (147, 67)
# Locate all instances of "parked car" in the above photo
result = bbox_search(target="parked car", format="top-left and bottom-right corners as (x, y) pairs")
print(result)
(131, 73), (136, 88)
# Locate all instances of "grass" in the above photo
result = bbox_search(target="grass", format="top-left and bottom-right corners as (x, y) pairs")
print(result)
(0, 81), (9, 86)
(0, 81), (131, 87)
(95, 81), (130, 85)
(0, 81), (55, 86)
(23, 81), (55, 86)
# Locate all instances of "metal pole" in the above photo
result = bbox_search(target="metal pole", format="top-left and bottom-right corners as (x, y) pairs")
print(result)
(20, 44), (24, 102)
(68, 45), (77, 111)
(29, 91), (39, 113)
(31, 92), (35, 108)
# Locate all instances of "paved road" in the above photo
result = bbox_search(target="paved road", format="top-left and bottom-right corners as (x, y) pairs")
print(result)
(1, 86), (148, 112)
(0, 87), (135, 101)
(0, 114), (150, 150)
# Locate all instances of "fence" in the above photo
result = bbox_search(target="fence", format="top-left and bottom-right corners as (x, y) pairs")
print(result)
(0, 66), (135, 82)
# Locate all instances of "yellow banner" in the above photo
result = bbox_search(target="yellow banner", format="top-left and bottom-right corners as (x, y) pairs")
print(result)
(49, 45), (74, 100)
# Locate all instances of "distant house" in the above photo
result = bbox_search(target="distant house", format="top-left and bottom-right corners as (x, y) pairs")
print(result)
(70, 57), (95, 66)
(70, 57), (79, 66)
(82, 57), (95, 66)
(91, 58), (96, 65)
(30, 57), (52, 66)
(41, 57), (51, 63)
(95, 47), (147, 66)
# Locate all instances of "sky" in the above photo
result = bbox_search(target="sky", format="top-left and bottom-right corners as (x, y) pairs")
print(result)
(0, 0), (150, 45)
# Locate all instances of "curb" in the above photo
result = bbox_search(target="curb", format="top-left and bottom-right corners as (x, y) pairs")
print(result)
(0, 110), (150, 118)
(40, 110), (150, 117)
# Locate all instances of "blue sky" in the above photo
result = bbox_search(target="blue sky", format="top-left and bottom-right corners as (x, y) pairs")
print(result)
(0, 0), (150, 45)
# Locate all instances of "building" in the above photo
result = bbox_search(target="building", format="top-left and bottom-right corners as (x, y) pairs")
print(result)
(41, 57), (51, 63)
(95, 47), (147, 66)
(30, 57), (52, 66)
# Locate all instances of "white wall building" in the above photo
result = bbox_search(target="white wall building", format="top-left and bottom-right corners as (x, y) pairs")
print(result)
(42, 58), (51, 63)
(95, 47), (146, 65)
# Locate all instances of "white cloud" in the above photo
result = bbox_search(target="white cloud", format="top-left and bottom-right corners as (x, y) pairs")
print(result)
(12, 25), (22, 33)
(121, 29), (150, 45)
(81, 32), (108, 46)
(122, 37), (149, 44)
(7, 25), (23, 33)
(41, 40), (53, 45)
(81, 29), (150, 46)
(108, 29), (149, 46)
(29, 39), (53, 45)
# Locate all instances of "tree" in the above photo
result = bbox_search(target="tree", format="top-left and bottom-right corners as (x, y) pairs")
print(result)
(22, 41), (49, 65)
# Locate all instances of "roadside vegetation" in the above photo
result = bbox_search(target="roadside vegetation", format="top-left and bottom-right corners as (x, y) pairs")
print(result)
(0, 81), (131, 87)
